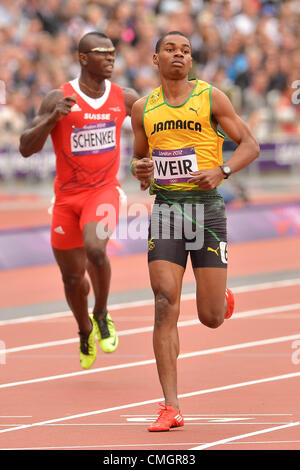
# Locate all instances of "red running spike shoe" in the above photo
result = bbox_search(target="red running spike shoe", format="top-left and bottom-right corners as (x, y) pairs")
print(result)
(225, 288), (235, 319)
(148, 403), (184, 432)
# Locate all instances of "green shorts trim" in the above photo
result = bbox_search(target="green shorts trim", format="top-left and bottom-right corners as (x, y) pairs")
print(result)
(148, 190), (227, 268)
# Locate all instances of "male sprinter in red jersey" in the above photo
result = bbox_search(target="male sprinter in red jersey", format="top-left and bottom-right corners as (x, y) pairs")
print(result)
(130, 31), (259, 431)
(19, 32), (139, 369)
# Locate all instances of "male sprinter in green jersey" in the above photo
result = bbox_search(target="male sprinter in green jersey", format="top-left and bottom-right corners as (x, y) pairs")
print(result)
(130, 31), (259, 431)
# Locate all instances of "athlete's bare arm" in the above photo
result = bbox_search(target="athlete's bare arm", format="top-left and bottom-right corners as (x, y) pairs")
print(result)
(19, 90), (76, 157)
(123, 87), (140, 116)
(212, 87), (260, 171)
(188, 87), (260, 190)
(131, 97), (154, 190)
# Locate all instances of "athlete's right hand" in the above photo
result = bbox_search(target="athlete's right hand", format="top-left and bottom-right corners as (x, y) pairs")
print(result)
(133, 157), (154, 182)
(50, 94), (77, 122)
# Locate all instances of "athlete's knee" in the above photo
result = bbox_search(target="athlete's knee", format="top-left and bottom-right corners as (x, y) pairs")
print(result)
(85, 243), (107, 267)
(197, 307), (224, 329)
(62, 271), (86, 290)
(153, 288), (178, 326)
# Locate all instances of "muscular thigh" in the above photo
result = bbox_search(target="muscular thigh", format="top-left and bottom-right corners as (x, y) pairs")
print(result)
(190, 197), (228, 318)
(52, 246), (87, 279)
(193, 267), (227, 320)
(149, 260), (185, 298)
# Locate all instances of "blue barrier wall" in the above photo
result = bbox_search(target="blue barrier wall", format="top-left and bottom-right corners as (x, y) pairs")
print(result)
(1, 200), (300, 270)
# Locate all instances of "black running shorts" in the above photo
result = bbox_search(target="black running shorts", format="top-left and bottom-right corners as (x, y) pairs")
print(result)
(147, 189), (227, 269)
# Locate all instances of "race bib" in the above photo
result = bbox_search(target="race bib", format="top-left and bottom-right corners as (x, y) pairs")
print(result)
(152, 147), (198, 184)
(71, 121), (116, 156)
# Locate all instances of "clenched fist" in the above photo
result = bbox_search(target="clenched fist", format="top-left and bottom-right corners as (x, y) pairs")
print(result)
(51, 94), (77, 122)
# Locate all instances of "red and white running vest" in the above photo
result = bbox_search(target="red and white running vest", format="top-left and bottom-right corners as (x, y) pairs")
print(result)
(50, 78), (127, 193)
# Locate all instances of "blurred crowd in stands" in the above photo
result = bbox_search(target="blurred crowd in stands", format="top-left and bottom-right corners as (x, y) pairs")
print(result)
(0, 0), (299, 156)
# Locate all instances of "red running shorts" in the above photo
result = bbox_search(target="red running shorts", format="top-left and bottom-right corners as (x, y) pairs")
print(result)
(51, 184), (125, 250)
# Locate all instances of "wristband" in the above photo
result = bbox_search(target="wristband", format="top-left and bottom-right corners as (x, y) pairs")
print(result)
(130, 160), (137, 177)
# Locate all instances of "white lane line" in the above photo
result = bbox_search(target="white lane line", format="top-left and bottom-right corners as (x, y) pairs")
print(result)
(0, 443), (204, 450)
(1, 333), (300, 389)
(237, 304), (300, 319)
(3, 440), (300, 450)
(203, 440), (300, 445)
(0, 422), (292, 427)
(2, 303), (300, 356)
(6, 421), (295, 426)
(232, 278), (300, 293)
(190, 421), (300, 450)
(0, 371), (300, 436)
(122, 413), (292, 416)
(1, 277), (300, 326)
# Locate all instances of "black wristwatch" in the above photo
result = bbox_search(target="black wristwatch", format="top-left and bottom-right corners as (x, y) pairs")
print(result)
(219, 165), (232, 179)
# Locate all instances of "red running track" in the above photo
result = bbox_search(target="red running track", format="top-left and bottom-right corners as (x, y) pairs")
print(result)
(0, 282), (300, 449)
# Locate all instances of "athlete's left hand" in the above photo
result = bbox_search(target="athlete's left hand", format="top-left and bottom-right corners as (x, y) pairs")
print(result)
(187, 168), (224, 190)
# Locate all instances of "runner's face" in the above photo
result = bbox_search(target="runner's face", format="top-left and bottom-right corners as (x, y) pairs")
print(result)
(154, 35), (192, 79)
(81, 38), (116, 78)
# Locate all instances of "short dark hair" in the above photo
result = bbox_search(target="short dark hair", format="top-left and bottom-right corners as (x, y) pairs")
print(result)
(155, 31), (191, 53)
(78, 32), (109, 53)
